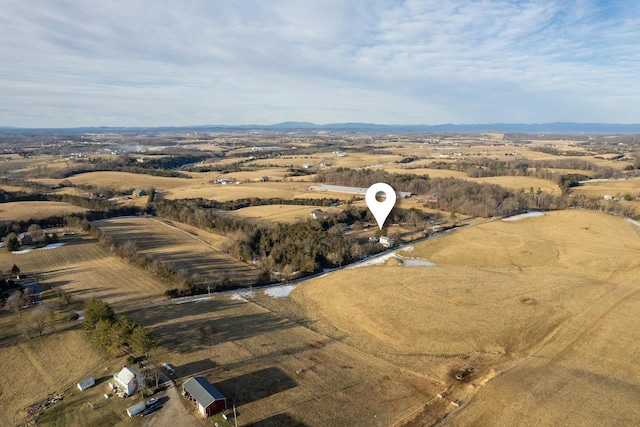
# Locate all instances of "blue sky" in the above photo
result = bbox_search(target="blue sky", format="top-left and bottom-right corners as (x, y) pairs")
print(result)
(1, 0), (639, 127)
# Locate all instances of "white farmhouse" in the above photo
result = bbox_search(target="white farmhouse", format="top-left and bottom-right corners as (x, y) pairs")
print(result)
(113, 366), (143, 397)
(379, 236), (392, 248)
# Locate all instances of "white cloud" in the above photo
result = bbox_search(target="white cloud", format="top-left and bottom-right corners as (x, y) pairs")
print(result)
(0, 0), (639, 126)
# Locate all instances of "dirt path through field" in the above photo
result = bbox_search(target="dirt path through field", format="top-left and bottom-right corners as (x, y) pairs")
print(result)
(17, 342), (55, 387)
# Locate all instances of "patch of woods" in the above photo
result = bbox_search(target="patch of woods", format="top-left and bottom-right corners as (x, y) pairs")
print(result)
(317, 168), (640, 218)
(83, 299), (157, 357)
(153, 198), (439, 291)
(417, 157), (624, 181)
(318, 168), (564, 216)
(162, 196), (341, 212)
(1, 265), (77, 340)
(529, 146), (594, 156)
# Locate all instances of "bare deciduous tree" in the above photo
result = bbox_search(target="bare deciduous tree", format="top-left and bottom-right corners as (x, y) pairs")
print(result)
(7, 289), (27, 316)
(31, 303), (52, 337)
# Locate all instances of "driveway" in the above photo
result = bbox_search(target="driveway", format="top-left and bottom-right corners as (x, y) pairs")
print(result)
(142, 374), (204, 427)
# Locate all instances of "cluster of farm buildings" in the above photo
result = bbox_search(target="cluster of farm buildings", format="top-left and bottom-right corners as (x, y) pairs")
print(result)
(75, 364), (228, 419)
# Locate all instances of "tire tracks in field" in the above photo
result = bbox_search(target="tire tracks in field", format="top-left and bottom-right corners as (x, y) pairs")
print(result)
(535, 267), (640, 363)
(148, 217), (228, 256)
(17, 342), (55, 387)
(442, 266), (640, 426)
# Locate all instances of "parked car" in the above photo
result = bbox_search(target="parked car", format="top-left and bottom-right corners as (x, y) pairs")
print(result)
(161, 363), (175, 376)
(145, 397), (159, 407)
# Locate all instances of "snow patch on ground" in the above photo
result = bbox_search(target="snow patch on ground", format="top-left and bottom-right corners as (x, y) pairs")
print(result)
(264, 285), (296, 298)
(503, 211), (544, 222)
(627, 218), (640, 228)
(403, 259), (436, 267)
(350, 252), (400, 268)
(41, 243), (65, 250)
(176, 296), (213, 304)
(12, 242), (66, 254)
(230, 291), (254, 301)
(401, 245), (414, 253)
(12, 248), (34, 254)
(350, 251), (436, 268)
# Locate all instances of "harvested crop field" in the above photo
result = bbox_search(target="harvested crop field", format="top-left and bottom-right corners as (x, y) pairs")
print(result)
(0, 201), (87, 221)
(163, 181), (354, 201)
(0, 233), (168, 308)
(93, 217), (262, 286)
(35, 171), (192, 192)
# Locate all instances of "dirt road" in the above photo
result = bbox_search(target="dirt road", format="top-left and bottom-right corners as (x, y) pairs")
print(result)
(143, 375), (204, 427)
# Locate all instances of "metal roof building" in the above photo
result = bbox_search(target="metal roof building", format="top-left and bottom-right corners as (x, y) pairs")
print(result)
(183, 376), (227, 418)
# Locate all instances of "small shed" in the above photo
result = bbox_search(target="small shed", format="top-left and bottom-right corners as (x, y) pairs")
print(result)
(77, 377), (95, 391)
(126, 401), (147, 417)
(310, 209), (328, 220)
(183, 376), (227, 418)
(424, 193), (439, 203)
(379, 236), (392, 248)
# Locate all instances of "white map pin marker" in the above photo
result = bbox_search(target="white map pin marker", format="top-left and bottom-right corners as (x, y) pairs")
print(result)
(365, 182), (397, 230)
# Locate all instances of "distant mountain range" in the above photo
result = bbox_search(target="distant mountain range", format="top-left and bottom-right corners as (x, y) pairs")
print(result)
(2, 122), (640, 134)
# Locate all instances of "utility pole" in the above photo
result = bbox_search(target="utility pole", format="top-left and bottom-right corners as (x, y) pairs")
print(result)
(233, 404), (238, 427)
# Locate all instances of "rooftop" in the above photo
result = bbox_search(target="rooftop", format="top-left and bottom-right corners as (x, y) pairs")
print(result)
(183, 376), (226, 408)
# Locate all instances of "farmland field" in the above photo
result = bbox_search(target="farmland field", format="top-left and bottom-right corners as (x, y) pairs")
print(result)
(109, 210), (640, 426)
(384, 167), (562, 194)
(93, 217), (262, 286)
(0, 330), (109, 427)
(230, 204), (341, 223)
(129, 294), (437, 427)
(280, 210), (640, 425)
(35, 171), (192, 192)
(571, 177), (640, 199)
(0, 233), (168, 308)
(163, 181), (355, 201)
(0, 130), (638, 426)
(0, 201), (87, 221)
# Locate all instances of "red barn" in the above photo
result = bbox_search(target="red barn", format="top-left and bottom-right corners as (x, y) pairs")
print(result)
(183, 376), (227, 417)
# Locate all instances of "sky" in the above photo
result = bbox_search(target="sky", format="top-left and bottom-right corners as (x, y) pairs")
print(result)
(1, 0), (639, 127)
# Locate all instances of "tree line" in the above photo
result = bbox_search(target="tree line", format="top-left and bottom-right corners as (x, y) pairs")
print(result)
(405, 157), (622, 180)
(317, 168), (565, 217)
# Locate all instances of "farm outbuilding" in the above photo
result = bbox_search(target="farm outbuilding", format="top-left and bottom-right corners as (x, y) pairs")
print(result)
(126, 401), (147, 417)
(183, 376), (227, 418)
(77, 377), (95, 391)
